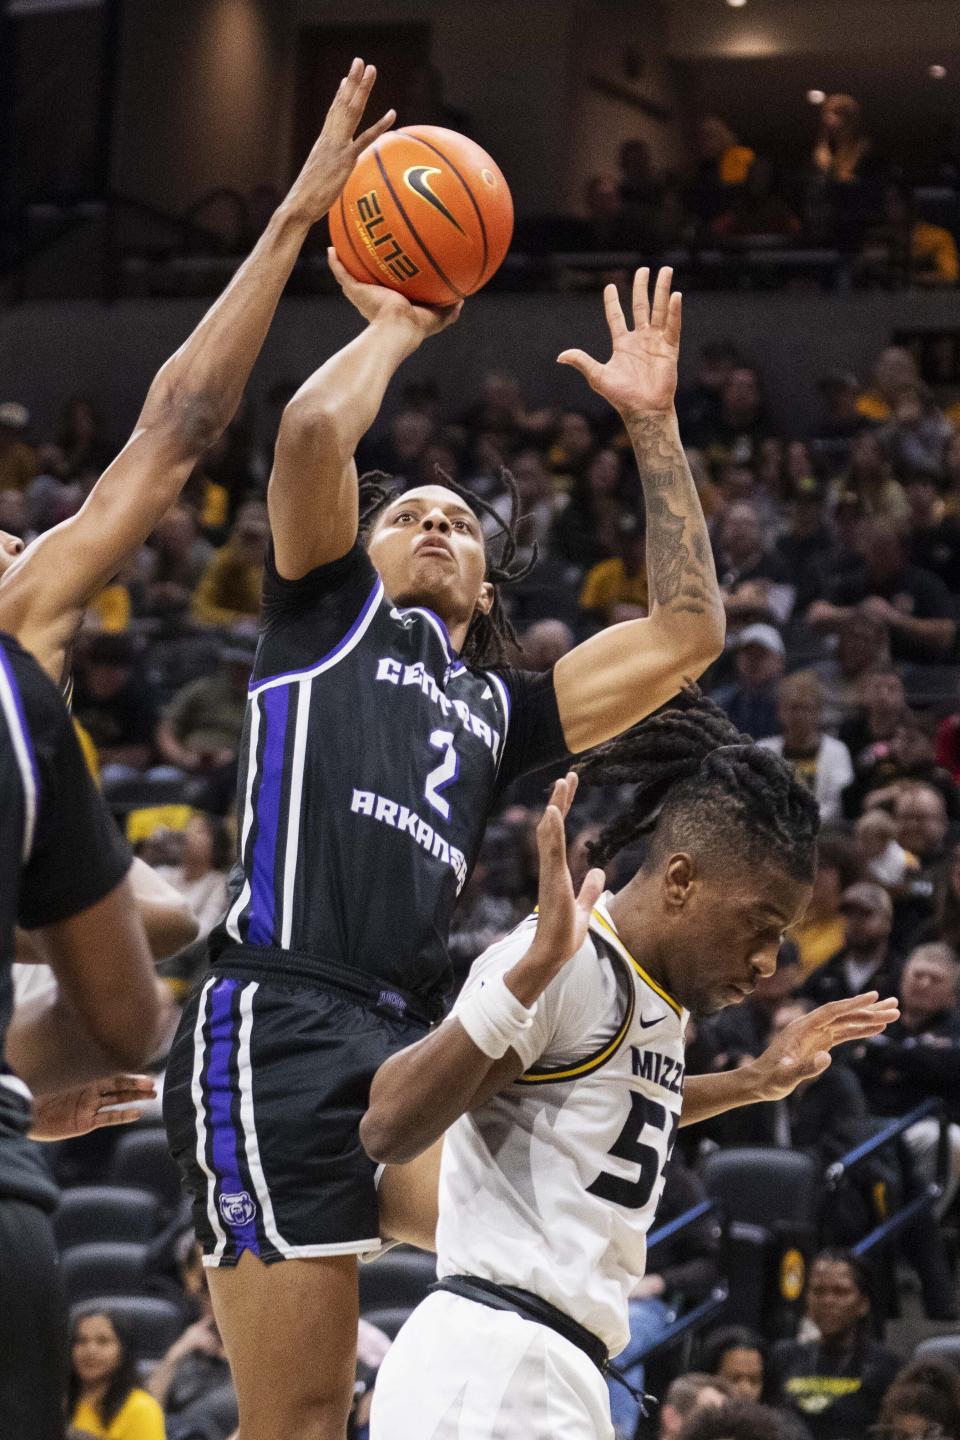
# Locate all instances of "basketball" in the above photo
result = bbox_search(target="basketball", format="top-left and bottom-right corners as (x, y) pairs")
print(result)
(328, 125), (514, 305)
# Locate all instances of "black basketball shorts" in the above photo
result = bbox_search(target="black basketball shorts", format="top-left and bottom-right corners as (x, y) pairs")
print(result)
(163, 952), (431, 1265)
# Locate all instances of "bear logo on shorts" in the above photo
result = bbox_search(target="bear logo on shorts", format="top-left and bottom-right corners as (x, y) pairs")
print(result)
(219, 1190), (258, 1227)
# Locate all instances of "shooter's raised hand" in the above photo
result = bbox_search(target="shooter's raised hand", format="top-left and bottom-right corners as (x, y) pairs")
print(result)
(558, 266), (681, 421)
(285, 58), (396, 226)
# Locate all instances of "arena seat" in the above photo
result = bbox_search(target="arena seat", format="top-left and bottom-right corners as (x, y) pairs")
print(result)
(109, 1127), (184, 1210)
(53, 1186), (161, 1249)
(914, 1334), (960, 1371)
(69, 1295), (184, 1361)
(358, 1248), (437, 1312)
(701, 1147), (819, 1335)
(358, 1305), (415, 1341)
(166, 1380), (238, 1440)
(61, 1241), (152, 1302)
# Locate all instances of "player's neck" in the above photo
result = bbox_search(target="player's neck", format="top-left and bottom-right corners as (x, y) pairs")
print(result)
(604, 877), (671, 993)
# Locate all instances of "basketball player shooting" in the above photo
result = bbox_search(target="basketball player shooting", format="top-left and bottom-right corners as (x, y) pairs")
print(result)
(364, 715), (899, 1440)
(162, 211), (726, 1434)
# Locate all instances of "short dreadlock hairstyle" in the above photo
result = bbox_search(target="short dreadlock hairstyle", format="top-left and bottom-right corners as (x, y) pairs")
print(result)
(575, 687), (820, 884)
(358, 467), (537, 668)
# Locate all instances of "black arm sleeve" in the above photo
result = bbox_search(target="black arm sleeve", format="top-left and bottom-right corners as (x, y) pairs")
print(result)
(493, 665), (571, 795)
(11, 649), (131, 930)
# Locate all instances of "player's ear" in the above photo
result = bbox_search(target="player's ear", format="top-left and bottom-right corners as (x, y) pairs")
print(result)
(475, 581), (495, 617)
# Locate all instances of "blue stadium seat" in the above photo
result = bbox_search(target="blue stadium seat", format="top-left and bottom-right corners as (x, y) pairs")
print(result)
(54, 1186), (161, 1249)
(109, 1126), (184, 1210)
(358, 1248), (436, 1312)
(915, 1334), (960, 1371)
(359, 1305), (415, 1341)
(60, 1241), (151, 1303)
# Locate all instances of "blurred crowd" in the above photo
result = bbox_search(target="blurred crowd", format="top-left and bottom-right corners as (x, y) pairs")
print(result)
(6, 323), (960, 1438)
(554, 96), (960, 288)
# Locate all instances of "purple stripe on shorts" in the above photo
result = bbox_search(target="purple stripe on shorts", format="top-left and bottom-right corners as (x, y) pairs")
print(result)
(0, 643), (41, 800)
(206, 978), (260, 1257)
(247, 685), (290, 946)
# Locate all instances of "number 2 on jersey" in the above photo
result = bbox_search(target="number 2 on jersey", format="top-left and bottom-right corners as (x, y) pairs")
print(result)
(587, 1094), (678, 1210)
(424, 729), (459, 821)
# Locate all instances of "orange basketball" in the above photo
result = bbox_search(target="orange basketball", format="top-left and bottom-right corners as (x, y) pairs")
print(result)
(329, 125), (514, 305)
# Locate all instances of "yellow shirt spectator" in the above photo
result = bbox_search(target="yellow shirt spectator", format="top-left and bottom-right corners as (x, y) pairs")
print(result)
(89, 583), (131, 633)
(192, 501), (268, 626)
(911, 220), (959, 285)
(580, 557), (648, 618)
(71, 1388), (165, 1439)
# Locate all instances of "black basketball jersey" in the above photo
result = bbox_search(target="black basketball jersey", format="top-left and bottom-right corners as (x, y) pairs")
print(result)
(214, 541), (570, 1005)
(0, 633), (130, 1204)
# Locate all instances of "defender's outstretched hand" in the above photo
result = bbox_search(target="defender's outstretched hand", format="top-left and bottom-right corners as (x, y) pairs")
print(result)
(558, 266), (681, 420)
(751, 992), (900, 1101)
(30, 1074), (156, 1142)
(527, 774), (606, 979)
(285, 58), (396, 226)
(328, 246), (463, 337)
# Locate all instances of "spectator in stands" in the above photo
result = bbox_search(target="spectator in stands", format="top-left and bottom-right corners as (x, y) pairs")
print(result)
(876, 1358), (960, 1440)
(139, 505), (214, 619)
(769, 1249), (901, 1440)
(57, 395), (115, 480)
(809, 519), (957, 663)
(833, 431), (908, 521)
(610, 1157), (722, 1439)
(715, 503), (793, 628)
(72, 632), (161, 784)
(677, 1400), (786, 1440)
(792, 832), (861, 977)
(702, 1328), (765, 1404)
(659, 1373), (731, 1440)
(855, 942), (960, 1218)
(361, 407), (434, 483)
(676, 341), (742, 446)
(580, 174), (636, 253)
(838, 667), (907, 771)
(712, 623), (785, 739)
(904, 470), (960, 593)
(550, 446), (633, 570)
(148, 1236), (233, 1421)
(485, 447), (557, 553)
(192, 500), (268, 626)
(0, 401), (37, 491)
(690, 116), (756, 228)
(711, 157), (801, 240)
(945, 429), (960, 519)
(878, 388), (953, 483)
(808, 93), (881, 251)
(775, 476), (840, 613)
(68, 1307), (165, 1439)
(618, 138), (677, 249)
(895, 781), (950, 876)
(152, 813), (231, 937)
(812, 372), (868, 476)
(548, 409), (597, 491)
(802, 881), (901, 1006)
(156, 637), (252, 783)
(700, 367), (769, 474)
(867, 182), (960, 287)
(928, 837), (960, 950)
(845, 712), (960, 823)
(857, 346), (922, 424)
(813, 613), (890, 733)
(579, 512), (647, 627)
(759, 671), (854, 822)
(855, 809), (914, 888)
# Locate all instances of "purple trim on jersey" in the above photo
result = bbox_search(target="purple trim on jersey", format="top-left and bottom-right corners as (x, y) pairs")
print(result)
(0, 643), (40, 800)
(397, 605), (455, 664)
(248, 577), (384, 692)
(246, 686), (290, 945)
(206, 979), (260, 1257)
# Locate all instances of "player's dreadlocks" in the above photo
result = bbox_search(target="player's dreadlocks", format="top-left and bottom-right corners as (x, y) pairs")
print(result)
(358, 467), (537, 668)
(576, 686), (820, 883)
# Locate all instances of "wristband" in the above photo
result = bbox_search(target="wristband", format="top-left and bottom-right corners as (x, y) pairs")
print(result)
(455, 973), (537, 1060)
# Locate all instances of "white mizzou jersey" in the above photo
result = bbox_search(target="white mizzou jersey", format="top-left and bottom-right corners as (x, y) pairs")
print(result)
(438, 893), (688, 1356)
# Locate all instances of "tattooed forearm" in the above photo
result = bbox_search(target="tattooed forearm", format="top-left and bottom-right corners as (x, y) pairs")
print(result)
(626, 411), (722, 629)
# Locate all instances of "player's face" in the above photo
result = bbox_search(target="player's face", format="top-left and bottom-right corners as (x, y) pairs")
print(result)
(0, 529), (25, 576)
(667, 863), (811, 1016)
(367, 485), (493, 635)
